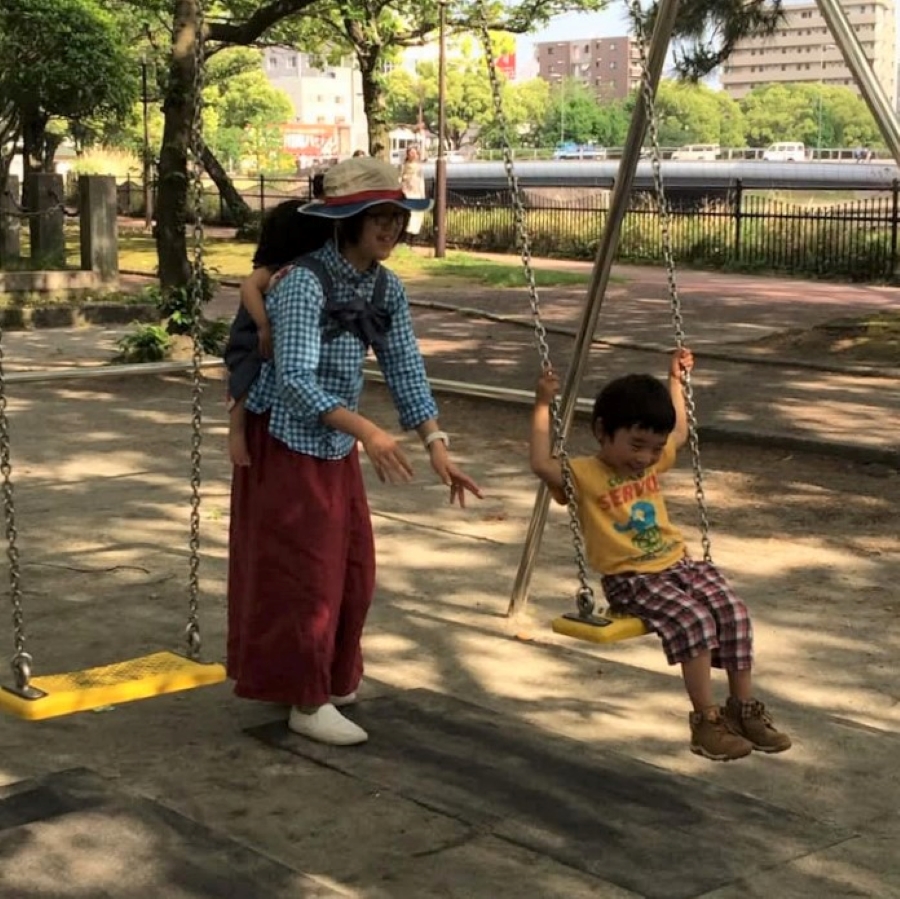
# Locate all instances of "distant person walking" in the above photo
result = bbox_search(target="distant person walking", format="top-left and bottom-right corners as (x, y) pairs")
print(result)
(398, 147), (426, 243)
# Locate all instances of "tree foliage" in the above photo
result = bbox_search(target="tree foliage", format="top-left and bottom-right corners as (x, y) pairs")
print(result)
(646, 79), (744, 146)
(0, 0), (136, 184)
(285, 0), (607, 158)
(203, 50), (295, 172)
(740, 82), (881, 148)
(634, 0), (784, 80)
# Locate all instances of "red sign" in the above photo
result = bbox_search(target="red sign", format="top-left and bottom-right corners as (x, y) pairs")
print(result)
(280, 124), (340, 159)
(496, 52), (516, 81)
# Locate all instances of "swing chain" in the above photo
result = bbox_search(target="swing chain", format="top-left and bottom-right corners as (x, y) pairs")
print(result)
(0, 335), (30, 689)
(476, 4), (596, 614)
(186, 1), (206, 659)
(630, 0), (712, 562)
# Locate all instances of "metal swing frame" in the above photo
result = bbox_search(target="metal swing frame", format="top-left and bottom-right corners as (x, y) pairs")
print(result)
(0, 2), (225, 721)
(478, 0), (900, 637)
(476, 0), (705, 641)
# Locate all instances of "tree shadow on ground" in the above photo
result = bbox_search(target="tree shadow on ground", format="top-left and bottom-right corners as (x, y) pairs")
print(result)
(0, 376), (896, 898)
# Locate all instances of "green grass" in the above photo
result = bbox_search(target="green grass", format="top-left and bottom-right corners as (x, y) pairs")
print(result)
(116, 234), (594, 289)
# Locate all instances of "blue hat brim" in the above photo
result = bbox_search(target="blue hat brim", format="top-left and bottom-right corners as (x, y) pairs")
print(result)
(298, 197), (433, 219)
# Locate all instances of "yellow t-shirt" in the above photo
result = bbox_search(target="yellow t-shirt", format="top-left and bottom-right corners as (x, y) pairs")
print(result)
(568, 439), (686, 576)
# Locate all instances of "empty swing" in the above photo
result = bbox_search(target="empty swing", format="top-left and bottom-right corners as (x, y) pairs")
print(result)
(0, 5), (225, 721)
(477, 1), (713, 645)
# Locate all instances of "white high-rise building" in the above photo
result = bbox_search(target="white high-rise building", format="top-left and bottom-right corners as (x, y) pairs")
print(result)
(263, 48), (369, 165)
(720, 0), (896, 103)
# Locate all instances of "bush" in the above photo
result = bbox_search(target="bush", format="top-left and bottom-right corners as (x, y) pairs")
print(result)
(115, 323), (172, 363)
(200, 318), (231, 355)
(143, 266), (218, 336)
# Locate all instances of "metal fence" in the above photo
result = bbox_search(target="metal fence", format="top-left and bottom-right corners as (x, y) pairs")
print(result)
(424, 179), (900, 282)
(115, 175), (900, 283)
(115, 175), (315, 226)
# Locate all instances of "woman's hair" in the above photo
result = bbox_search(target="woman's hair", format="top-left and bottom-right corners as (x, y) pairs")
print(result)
(251, 199), (333, 270)
(336, 207), (410, 248)
(592, 374), (676, 437)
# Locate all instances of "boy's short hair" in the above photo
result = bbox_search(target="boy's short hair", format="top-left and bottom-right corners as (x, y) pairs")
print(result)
(592, 373), (676, 437)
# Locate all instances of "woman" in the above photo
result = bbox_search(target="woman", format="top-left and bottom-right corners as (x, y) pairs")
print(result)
(227, 156), (481, 746)
(398, 146), (426, 241)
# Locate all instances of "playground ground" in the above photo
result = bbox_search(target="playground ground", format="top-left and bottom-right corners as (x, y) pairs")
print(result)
(0, 263), (897, 897)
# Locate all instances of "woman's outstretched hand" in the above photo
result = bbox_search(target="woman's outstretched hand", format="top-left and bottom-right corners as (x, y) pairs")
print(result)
(428, 444), (483, 508)
(362, 427), (414, 484)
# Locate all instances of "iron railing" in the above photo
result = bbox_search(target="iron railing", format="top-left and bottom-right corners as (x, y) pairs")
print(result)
(113, 175), (900, 282)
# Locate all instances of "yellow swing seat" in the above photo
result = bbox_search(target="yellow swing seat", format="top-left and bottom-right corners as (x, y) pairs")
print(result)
(0, 651), (226, 722)
(552, 611), (649, 644)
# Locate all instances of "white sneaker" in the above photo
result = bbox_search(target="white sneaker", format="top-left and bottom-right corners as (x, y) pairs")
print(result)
(288, 703), (368, 746)
(330, 691), (357, 708)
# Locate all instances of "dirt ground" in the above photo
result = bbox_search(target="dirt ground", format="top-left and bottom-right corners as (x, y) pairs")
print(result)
(0, 364), (897, 896)
(752, 312), (900, 366)
(0, 377), (900, 824)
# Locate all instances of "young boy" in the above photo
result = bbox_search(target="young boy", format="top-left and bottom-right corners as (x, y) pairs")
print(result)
(530, 349), (791, 761)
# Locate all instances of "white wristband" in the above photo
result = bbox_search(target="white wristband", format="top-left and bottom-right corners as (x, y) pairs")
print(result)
(423, 430), (449, 450)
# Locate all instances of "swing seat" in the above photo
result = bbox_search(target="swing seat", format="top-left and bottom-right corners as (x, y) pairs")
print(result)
(552, 611), (650, 644)
(0, 651), (227, 722)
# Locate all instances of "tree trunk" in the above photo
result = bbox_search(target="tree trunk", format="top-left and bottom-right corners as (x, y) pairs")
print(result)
(40, 133), (62, 173)
(156, 0), (201, 292)
(358, 55), (389, 161)
(21, 109), (50, 247)
(200, 142), (252, 227)
(20, 109), (45, 210)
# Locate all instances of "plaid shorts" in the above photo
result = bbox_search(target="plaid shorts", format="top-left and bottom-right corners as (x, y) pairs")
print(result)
(601, 558), (753, 670)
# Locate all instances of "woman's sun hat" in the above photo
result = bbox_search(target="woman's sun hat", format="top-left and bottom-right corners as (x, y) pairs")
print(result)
(300, 156), (433, 219)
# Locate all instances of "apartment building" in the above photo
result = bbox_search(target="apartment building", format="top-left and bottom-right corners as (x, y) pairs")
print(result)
(263, 48), (369, 164)
(535, 36), (642, 100)
(720, 0), (896, 102)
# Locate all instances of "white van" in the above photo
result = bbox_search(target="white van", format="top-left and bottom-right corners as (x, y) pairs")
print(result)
(671, 144), (720, 161)
(762, 142), (806, 162)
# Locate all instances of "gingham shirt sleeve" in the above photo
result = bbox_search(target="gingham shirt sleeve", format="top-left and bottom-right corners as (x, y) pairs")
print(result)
(269, 266), (343, 422)
(373, 272), (439, 430)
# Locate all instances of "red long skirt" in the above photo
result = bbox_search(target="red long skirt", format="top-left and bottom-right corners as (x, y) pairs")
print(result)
(227, 412), (375, 707)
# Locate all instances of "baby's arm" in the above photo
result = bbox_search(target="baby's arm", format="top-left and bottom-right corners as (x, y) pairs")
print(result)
(240, 267), (273, 357)
(530, 371), (567, 505)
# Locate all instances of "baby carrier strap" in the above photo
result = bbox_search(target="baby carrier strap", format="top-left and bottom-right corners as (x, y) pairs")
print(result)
(310, 258), (392, 351)
(295, 255), (389, 312)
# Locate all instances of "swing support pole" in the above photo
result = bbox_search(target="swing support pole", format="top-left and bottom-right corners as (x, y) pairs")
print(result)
(507, 0), (681, 620)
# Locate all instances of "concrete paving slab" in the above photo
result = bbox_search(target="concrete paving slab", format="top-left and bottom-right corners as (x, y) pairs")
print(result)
(370, 833), (643, 899)
(0, 375), (896, 898)
(0, 767), (343, 898)
(694, 830), (900, 898)
(248, 689), (850, 899)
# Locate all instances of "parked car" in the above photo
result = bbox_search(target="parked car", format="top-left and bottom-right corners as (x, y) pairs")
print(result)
(670, 143), (720, 161)
(552, 142), (607, 160)
(762, 141), (806, 162)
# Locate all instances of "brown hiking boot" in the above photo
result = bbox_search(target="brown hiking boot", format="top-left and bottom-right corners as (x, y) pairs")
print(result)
(724, 697), (792, 753)
(689, 707), (753, 761)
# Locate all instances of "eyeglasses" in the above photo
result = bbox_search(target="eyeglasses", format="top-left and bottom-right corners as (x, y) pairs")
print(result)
(366, 210), (407, 229)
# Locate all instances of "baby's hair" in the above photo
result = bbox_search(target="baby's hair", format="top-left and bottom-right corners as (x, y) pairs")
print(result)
(251, 200), (333, 270)
(592, 374), (675, 437)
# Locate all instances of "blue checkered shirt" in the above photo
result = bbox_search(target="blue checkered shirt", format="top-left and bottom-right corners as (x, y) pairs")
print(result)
(244, 240), (439, 459)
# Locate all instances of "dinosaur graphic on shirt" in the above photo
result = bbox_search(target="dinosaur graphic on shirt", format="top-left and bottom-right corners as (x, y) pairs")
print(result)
(614, 501), (666, 555)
